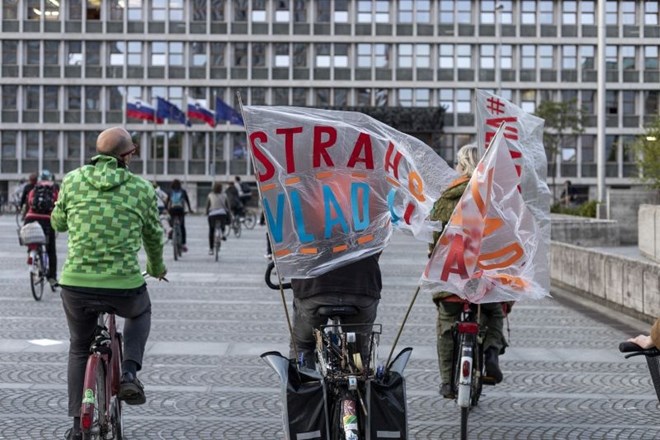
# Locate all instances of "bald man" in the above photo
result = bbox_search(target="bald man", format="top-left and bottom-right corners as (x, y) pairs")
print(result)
(51, 127), (166, 440)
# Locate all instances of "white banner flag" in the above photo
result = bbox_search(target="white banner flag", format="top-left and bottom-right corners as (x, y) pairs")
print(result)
(243, 106), (458, 278)
(420, 126), (550, 303)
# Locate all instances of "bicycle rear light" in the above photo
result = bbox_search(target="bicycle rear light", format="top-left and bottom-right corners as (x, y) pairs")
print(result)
(81, 413), (93, 431)
(457, 322), (478, 334)
(462, 360), (471, 378)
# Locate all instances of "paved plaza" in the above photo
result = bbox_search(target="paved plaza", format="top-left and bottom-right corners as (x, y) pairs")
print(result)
(0, 214), (658, 439)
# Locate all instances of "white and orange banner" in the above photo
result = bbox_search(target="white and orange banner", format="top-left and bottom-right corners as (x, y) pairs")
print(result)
(243, 106), (458, 278)
(420, 125), (550, 303)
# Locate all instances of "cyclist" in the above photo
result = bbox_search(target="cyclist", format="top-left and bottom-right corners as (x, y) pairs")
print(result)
(234, 175), (253, 208)
(51, 126), (166, 440)
(166, 179), (194, 252)
(225, 179), (244, 219)
(206, 182), (231, 254)
(628, 318), (660, 349)
(429, 144), (508, 399)
(23, 170), (59, 287)
(18, 173), (38, 213)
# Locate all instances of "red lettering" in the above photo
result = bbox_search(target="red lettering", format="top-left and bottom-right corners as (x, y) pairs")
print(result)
(440, 234), (470, 281)
(275, 127), (304, 173)
(346, 133), (374, 170)
(313, 126), (337, 168)
(384, 142), (402, 179)
(249, 132), (275, 182)
(403, 202), (415, 225)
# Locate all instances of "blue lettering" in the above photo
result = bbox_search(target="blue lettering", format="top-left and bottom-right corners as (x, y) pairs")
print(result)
(290, 190), (315, 243)
(387, 188), (400, 224)
(323, 185), (350, 239)
(264, 193), (285, 243)
(351, 182), (370, 231)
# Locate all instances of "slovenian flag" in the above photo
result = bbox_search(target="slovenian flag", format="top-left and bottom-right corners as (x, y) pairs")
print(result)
(215, 97), (244, 126)
(187, 99), (215, 127)
(126, 98), (162, 123)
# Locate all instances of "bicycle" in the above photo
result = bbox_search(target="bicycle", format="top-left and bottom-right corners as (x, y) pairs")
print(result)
(230, 214), (242, 238)
(440, 295), (492, 440)
(19, 222), (53, 301)
(213, 219), (224, 261)
(242, 208), (257, 230)
(171, 215), (183, 260)
(262, 262), (411, 439)
(619, 340), (660, 403)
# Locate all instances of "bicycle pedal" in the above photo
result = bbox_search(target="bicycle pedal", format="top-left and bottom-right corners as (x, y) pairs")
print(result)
(482, 376), (498, 385)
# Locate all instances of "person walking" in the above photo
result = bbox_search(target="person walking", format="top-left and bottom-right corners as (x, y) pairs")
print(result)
(206, 182), (231, 254)
(23, 170), (59, 287)
(429, 144), (508, 399)
(51, 126), (166, 440)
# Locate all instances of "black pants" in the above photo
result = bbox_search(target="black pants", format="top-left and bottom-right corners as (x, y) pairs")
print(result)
(169, 209), (187, 244)
(61, 287), (151, 417)
(208, 214), (229, 249)
(26, 219), (57, 279)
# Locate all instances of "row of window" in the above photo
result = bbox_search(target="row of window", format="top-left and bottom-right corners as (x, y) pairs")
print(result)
(4, 41), (659, 72)
(4, 0), (660, 26)
(2, 85), (659, 118)
(0, 130), (641, 180)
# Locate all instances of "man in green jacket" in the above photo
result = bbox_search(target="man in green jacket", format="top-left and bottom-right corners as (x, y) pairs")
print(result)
(52, 127), (166, 440)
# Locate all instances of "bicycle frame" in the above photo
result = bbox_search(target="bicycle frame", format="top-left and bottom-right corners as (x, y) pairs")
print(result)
(80, 313), (122, 437)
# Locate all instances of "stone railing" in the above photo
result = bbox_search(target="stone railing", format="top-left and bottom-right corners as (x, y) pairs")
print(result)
(551, 214), (619, 247)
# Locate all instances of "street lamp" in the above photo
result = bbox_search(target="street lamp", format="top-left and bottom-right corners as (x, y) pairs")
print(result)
(494, 2), (504, 95)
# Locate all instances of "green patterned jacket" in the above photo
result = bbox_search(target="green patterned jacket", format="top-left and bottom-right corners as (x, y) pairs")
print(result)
(51, 155), (165, 289)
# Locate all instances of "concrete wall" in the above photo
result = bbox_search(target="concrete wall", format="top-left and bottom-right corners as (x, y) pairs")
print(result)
(551, 241), (660, 320)
(550, 214), (619, 247)
(639, 204), (660, 263)
(608, 189), (660, 245)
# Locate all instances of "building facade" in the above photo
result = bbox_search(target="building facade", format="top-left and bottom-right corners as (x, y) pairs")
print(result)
(1, 0), (659, 205)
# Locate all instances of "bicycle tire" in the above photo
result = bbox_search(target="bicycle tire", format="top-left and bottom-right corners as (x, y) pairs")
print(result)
(232, 219), (242, 238)
(82, 361), (107, 440)
(214, 229), (221, 262)
(244, 212), (257, 230)
(471, 342), (484, 407)
(110, 396), (123, 440)
(172, 225), (181, 261)
(460, 406), (469, 440)
(30, 252), (44, 301)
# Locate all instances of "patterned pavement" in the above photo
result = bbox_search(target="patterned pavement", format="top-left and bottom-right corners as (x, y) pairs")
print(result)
(0, 214), (658, 439)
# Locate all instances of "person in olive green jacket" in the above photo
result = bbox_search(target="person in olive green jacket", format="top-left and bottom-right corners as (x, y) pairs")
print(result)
(429, 144), (508, 399)
(52, 127), (166, 440)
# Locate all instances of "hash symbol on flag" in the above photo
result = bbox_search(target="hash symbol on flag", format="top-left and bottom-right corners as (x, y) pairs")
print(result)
(486, 97), (505, 115)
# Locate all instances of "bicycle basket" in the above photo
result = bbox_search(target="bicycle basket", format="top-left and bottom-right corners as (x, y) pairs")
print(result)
(645, 355), (660, 403)
(19, 222), (46, 245)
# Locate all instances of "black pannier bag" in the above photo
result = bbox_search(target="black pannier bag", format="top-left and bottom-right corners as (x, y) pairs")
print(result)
(262, 351), (330, 440)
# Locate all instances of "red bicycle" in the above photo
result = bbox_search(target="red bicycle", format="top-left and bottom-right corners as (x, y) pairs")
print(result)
(80, 311), (124, 440)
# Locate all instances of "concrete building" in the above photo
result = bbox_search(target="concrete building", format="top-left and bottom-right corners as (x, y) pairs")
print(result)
(1, 0), (659, 205)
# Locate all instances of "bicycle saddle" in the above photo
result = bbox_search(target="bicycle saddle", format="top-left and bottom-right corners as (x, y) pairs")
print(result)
(315, 305), (359, 318)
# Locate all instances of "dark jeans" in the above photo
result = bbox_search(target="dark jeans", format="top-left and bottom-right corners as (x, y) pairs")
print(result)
(290, 293), (379, 366)
(169, 209), (187, 244)
(208, 214), (229, 249)
(26, 219), (57, 279)
(61, 287), (151, 417)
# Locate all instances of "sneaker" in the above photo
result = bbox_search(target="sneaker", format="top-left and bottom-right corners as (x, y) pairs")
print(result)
(182, 245), (188, 252)
(118, 372), (146, 405)
(208, 249), (214, 255)
(484, 347), (503, 384)
(440, 383), (455, 399)
(64, 428), (82, 440)
(48, 277), (59, 288)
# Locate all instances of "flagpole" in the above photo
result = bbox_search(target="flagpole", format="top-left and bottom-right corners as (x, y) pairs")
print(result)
(212, 92), (217, 179)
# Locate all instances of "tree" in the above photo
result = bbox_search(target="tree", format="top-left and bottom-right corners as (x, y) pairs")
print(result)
(632, 117), (660, 189)
(534, 99), (584, 201)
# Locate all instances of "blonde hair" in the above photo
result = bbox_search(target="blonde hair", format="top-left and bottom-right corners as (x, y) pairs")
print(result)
(456, 144), (479, 177)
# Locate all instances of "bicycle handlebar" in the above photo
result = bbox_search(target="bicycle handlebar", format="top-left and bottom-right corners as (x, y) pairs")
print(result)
(141, 271), (169, 282)
(619, 341), (660, 358)
(265, 261), (291, 290)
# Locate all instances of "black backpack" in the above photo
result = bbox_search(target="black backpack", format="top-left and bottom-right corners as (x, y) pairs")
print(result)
(30, 184), (55, 214)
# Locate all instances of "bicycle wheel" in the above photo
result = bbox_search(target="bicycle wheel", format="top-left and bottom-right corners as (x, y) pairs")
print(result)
(30, 252), (45, 301)
(243, 211), (257, 230)
(172, 224), (181, 261)
(460, 406), (469, 440)
(110, 396), (123, 440)
(82, 362), (107, 440)
(471, 342), (484, 407)
(232, 219), (242, 238)
(214, 226), (221, 262)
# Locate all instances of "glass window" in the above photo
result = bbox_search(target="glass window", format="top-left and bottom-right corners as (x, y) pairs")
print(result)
(67, 41), (82, 65)
(581, 46), (595, 70)
(375, 44), (389, 68)
(357, 0), (371, 23)
(521, 0), (536, 24)
(562, 45), (577, 69)
(273, 87), (288, 105)
(398, 0), (413, 23)
(25, 132), (39, 160)
(44, 86), (59, 110)
(398, 89), (413, 107)
(581, 90), (596, 114)
(211, 42), (225, 66)
(44, 0), (61, 20)
(581, 1), (595, 24)
(109, 42), (124, 66)
(85, 86), (101, 110)
(622, 1), (636, 24)
(44, 132), (58, 158)
(251, 0), (266, 21)
(294, 0), (307, 22)
(562, 136), (577, 162)
(26, 0), (40, 20)
(480, 45), (494, 69)
(440, 89), (454, 112)
(606, 45), (618, 70)
(86, 0), (101, 20)
(645, 46), (659, 69)
(439, 0), (454, 24)
(623, 91), (636, 114)
(234, 42), (247, 66)
(539, 45), (554, 68)
(151, 42), (166, 66)
(417, 44), (430, 68)
(293, 43), (307, 67)
(562, 89), (577, 102)
(581, 135), (595, 162)
(128, 42), (142, 65)
(500, 44), (512, 69)
(25, 86), (39, 109)
(2, 131), (17, 158)
(457, 45), (471, 68)
(539, 1), (554, 24)
(169, 42), (183, 66)
(275, 43), (290, 67)
(2, 1), (18, 20)
(108, 86), (122, 111)
(439, 44), (454, 68)
(605, 135), (618, 162)
(480, 0), (495, 24)
(606, 1), (617, 25)
(234, 0), (248, 20)
(334, 88), (348, 106)
(315, 88), (329, 106)
(109, 0), (124, 20)
(357, 44), (371, 68)
(275, 0), (290, 22)
(375, 88), (388, 106)
(357, 88), (371, 106)
(606, 90), (618, 115)
(66, 132), (81, 159)
(252, 42), (266, 67)
(128, 0), (142, 20)
(457, 0), (472, 23)
(562, 1), (576, 24)
(374, 0), (389, 23)
(44, 41), (59, 65)
(193, 0), (208, 21)
(645, 90), (659, 115)
(2, 41), (18, 65)
(521, 89), (536, 113)
(86, 42), (101, 65)
(334, 44), (348, 68)
(316, 0), (330, 22)
(2, 85), (18, 109)
(211, 0), (225, 20)
(152, 0), (166, 20)
(398, 44), (413, 68)
(26, 41), (40, 65)
(169, 0), (184, 21)
(521, 45), (536, 69)
(416, 0), (431, 22)
(67, 86), (81, 110)
(456, 89), (471, 113)
(645, 1), (659, 25)
(334, 0), (348, 23)
(622, 46), (635, 70)
(415, 89), (430, 107)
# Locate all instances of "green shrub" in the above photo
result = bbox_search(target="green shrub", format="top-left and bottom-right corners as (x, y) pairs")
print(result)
(550, 200), (597, 218)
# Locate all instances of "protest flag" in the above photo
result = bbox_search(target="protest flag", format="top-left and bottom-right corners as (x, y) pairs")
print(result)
(187, 98), (215, 127)
(126, 98), (163, 123)
(156, 97), (189, 126)
(215, 97), (244, 126)
(420, 125), (550, 303)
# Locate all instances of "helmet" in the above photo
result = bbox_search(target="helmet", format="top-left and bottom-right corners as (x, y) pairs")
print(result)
(39, 170), (53, 181)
